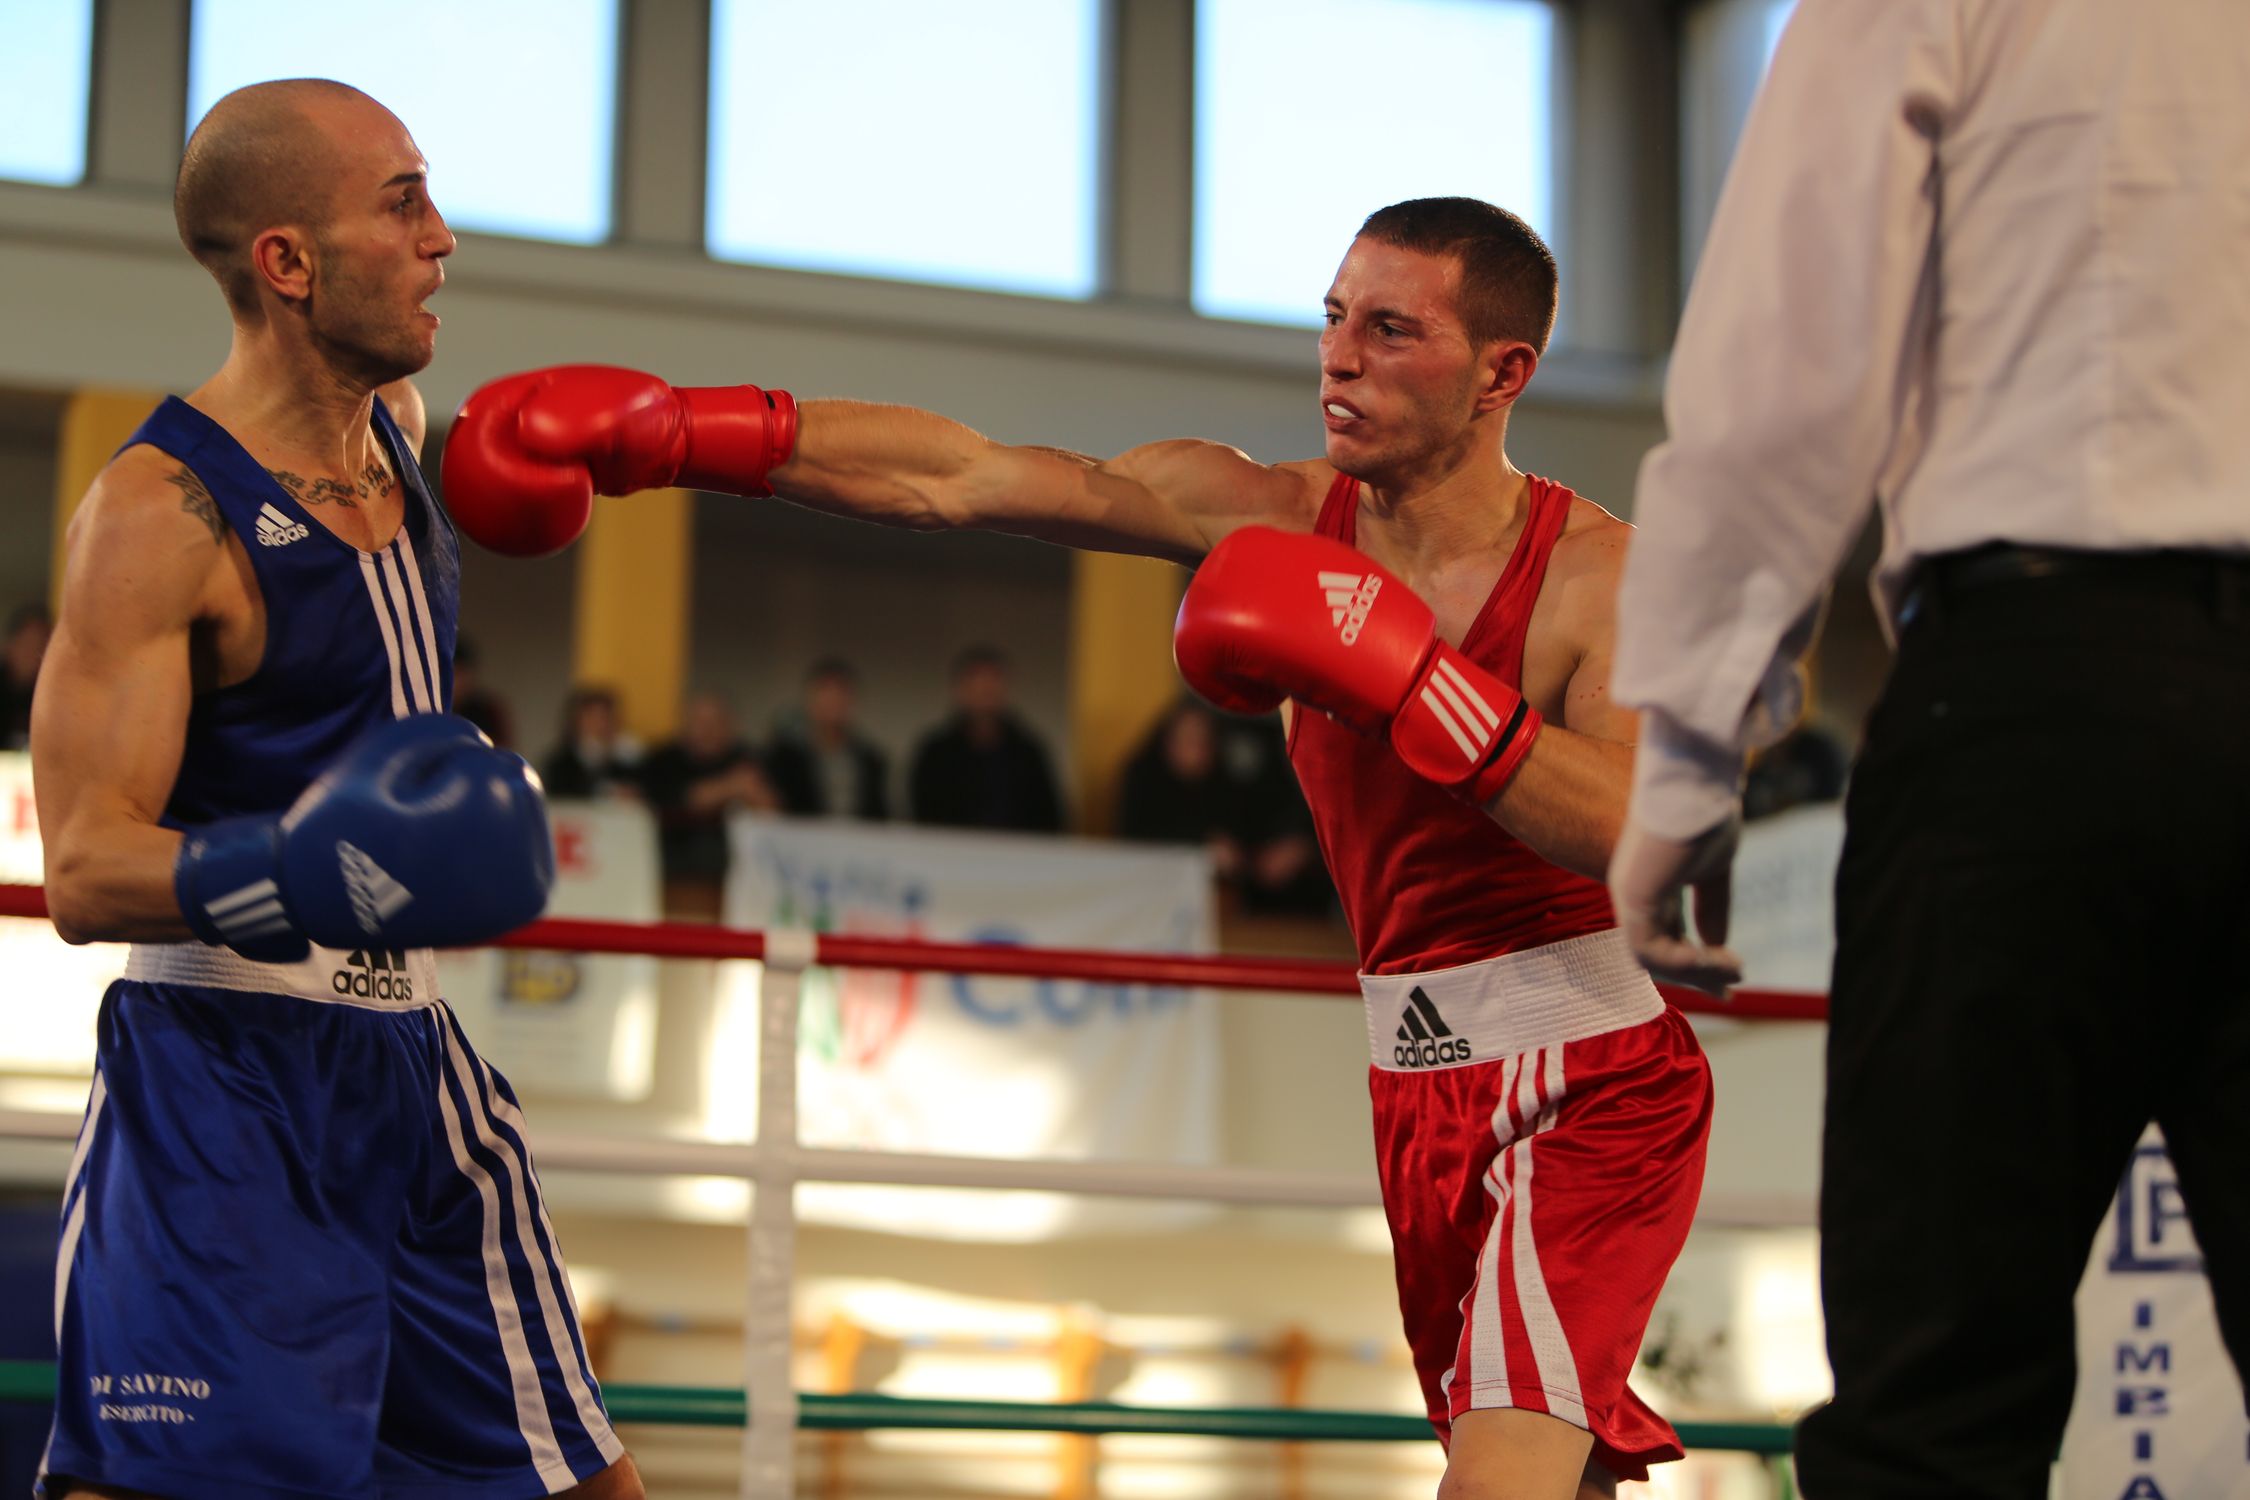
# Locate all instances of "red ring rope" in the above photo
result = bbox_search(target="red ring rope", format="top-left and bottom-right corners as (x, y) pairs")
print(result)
(0, 883), (1827, 1021)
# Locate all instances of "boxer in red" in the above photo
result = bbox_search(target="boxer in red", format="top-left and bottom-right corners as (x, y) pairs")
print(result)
(446, 197), (1711, 1500)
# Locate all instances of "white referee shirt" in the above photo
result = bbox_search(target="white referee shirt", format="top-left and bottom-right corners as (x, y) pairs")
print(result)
(1613, 0), (2250, 837)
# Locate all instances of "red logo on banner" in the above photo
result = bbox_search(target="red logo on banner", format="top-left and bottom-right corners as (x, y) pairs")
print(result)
(552, 820), (593, 877)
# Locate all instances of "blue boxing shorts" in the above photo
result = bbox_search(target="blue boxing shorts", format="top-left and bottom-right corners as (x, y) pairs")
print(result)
(40, 942), (623, 1500)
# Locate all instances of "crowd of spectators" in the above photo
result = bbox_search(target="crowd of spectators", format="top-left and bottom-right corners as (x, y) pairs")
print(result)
(506, 642), (1338, 919)
(514, 645), (1079, 914)
(3, 591), (1849, 924)
(0, 599), (1807, 919)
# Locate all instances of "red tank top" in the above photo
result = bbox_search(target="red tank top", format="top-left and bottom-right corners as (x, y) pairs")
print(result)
(1288, 471), (1616, 974)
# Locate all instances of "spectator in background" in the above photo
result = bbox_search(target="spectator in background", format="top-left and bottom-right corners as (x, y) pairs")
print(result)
(909, 645), (1062, 834)
(640, 691), (777, 911)
(449, 635), (515, 749)
(540, 684), (644, 801)
(0, 603), (51, 751)
(1118, 700), (1239, 857)
(765, 657), (889, 820)
(1118, 699), (1333, 918)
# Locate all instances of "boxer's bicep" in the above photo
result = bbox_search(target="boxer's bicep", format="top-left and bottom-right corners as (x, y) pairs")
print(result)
(1092, 440), (1314, 559)
(31, 458), (212, 941)
(1561, 637), (1638, 745)
(1549, 524), (1639, 745)
(936, 437), (1298, 564)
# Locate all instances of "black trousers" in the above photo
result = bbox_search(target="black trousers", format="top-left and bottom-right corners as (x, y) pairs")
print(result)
(1794, 554), (2250, 1498)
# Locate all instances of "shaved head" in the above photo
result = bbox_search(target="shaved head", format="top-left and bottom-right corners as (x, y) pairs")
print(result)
(174, 78), (388, 315)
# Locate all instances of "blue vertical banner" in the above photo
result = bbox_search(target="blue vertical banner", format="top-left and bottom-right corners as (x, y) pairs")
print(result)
(2063, 1126), (2250, 1499)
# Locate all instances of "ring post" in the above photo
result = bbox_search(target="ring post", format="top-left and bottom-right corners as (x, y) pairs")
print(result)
(744, 926), (817, 1500)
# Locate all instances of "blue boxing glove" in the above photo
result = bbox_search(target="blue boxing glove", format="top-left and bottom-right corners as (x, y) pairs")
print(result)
(175, 714), (555, 961)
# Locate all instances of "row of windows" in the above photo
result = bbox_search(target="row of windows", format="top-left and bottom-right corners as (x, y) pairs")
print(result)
(0, 0), (1785, 330)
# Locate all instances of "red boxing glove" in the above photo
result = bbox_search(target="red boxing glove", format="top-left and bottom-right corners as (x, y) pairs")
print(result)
(1175, 526), (1544, 805)
(442, 365), (798, 558)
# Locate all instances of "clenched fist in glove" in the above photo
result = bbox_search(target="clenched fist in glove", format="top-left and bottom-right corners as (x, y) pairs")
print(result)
(442, 365), (798, 557)
(1174, 526), (1543, 806)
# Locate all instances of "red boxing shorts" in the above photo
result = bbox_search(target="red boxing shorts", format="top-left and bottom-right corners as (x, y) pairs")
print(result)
(1363, 930), (1712, 1480)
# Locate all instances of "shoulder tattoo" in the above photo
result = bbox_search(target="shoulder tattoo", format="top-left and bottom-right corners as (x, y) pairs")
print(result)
(164, 465), (227, 543)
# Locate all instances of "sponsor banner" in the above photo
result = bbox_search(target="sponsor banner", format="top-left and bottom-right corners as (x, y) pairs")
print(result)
(1726, 803), (1845, 993)
(722, 816), (1220, 1240)
(2063, 1126), (2250, 1498)
(0, 752), (118, 1075)
(438, 800), (661, 1101)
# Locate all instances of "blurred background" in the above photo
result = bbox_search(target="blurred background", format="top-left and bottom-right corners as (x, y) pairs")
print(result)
(0, 2), (1871, 1496)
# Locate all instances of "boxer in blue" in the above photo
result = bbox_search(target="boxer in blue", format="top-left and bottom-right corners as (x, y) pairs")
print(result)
(28, 79), (641, 1499)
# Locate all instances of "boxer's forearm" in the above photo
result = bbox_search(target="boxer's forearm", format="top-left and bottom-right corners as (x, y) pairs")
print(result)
(773, 400), (1203, 558)
(774, 400), (1060, 532)
(1482, 727), (1634, 883)
(768, 400), (978, 527)
(42, 816), (193, 945)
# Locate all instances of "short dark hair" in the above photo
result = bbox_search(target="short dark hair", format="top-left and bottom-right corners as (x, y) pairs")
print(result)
(1356, 197), (1558, 355)
(564, 684), (619, 716)
(806, 656), (857, 686)
(952, 644), (1008, 679)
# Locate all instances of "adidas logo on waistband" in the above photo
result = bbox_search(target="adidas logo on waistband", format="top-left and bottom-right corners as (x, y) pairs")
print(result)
(1320, 569), (1382, 645)
(256, 502), (309, 548)
(332, 946), (415, 1002)
(1393, 985), (1475, 1069)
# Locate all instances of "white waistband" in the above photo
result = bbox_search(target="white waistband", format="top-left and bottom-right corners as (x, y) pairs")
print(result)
(124, 941), (439, 1010)
(1363, 929), (1664, 1072)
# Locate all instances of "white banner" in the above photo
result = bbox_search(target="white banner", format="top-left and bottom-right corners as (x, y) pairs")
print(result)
(1726, 803), (1846, 992)
(721, 816), (1220, 1241)
(2063, 1126), (2250, 1499)
(438, 799), (662, 1101)
(0, 751), (119, 1077)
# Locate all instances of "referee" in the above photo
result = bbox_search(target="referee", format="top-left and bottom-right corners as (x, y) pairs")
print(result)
(1604, 3), (2250, 1496)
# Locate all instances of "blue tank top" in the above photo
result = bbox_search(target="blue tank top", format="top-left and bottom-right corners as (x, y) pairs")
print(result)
(119, 396), (461, 827)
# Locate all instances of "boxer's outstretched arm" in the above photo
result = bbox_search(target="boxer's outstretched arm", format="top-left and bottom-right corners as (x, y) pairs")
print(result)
(442, 366), (1317, 564)
(773, 402), (1313, 564)
(32, 449), (213, 944)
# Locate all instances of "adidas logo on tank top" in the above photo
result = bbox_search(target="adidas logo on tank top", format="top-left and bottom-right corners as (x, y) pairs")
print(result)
(255, 502), (309, 548)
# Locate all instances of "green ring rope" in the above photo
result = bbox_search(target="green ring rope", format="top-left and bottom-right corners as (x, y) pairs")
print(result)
(0, 1360), (1792, 1454)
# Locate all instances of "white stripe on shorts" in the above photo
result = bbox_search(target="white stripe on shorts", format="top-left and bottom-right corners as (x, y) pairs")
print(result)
(1509, 1047), (1587, 1428)
(1460, 1052), (1522, 1406)
(427, 1011), (576, 1491)
(53, 1073), (107, 1345)
(43, 1074), (108, 1489)
(439, 1010), (622, 1464)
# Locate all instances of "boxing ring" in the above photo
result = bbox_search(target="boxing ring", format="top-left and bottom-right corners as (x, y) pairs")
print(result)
(0, 882), (1823, 1496)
